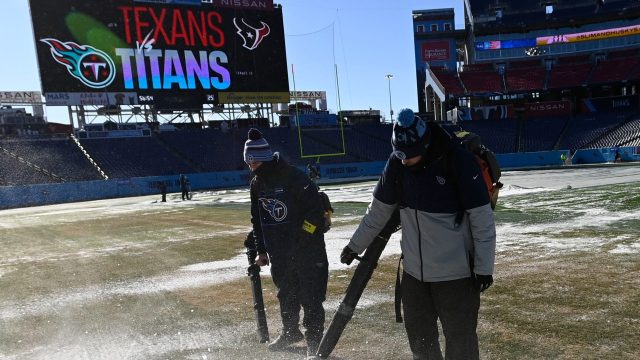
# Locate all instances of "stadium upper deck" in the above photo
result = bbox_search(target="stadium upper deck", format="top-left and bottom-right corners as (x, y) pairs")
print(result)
(467, 0), (640, 34)
(415, 0), (640, 121)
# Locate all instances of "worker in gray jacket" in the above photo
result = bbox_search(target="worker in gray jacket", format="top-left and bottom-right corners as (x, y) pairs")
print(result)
(340, 108), (496, 360)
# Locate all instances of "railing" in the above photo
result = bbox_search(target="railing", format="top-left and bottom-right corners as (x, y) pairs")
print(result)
(70, 133), (109, 180)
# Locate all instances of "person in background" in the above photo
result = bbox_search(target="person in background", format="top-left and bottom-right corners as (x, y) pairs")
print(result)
(158, 181), (167, 202)
(340, 108), (496, 360)
(244, 128), (328, 359)
(306, 163), (320, 183)
(185, 177), (192, 200)
(179, 174), (188, 201)
(614, 148), (622, 163)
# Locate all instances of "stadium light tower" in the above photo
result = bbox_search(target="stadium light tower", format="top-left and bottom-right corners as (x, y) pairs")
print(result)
(385, 74), (394, 122)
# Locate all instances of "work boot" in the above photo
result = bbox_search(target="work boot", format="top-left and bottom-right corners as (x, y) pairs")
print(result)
(306, 340), (320, 359)
(267, 329), (304, 351)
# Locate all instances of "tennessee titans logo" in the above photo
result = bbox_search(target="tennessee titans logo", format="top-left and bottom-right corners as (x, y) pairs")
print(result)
(436, 176), (446, 185)
(393, 131), (407, 144)
(259, 197), (288, 222)
(233, 18), (271, 51)
(394, 150), (407, 160)
(40, 38), (116, 89)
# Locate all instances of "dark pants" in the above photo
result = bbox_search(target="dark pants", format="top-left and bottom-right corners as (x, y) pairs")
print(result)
(401, 272), (480, 360)
(270, 254), (328, 344)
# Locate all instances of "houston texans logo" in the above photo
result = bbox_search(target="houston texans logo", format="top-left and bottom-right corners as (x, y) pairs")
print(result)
(259, 197), (287, 221)
(40, 38), (115, 89)
(233, 18), (271, 51)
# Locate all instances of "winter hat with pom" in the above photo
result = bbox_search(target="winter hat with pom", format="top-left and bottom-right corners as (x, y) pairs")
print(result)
(244, 128), (273, 163)
(391, 108), (429, 160)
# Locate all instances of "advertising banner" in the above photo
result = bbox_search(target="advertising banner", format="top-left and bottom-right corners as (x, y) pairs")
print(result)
(45, 92), (139, 106)
(28, 0), (289, 107)
(456, 105), (514, 121)
(475, 38), (536, 51)
(580, 95), (639, 113)
(0, 91), (43, 104)
(134, 0), (204, 5)
(524, 100), (571, 118)
(422, 40), (450, 61)
(290, 91), (327, 100)
(201, 0), (274, 11)
(536, 24), (640, 45)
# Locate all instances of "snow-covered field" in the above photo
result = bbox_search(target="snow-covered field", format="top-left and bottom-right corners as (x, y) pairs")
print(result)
(1, 164), (639, 359)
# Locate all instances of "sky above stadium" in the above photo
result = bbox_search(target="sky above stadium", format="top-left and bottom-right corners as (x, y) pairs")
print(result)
(0, 0), (464, 124)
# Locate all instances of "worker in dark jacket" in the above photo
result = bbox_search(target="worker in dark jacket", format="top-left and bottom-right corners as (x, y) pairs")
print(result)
(179, 174), (189, 200)
(340, 109), (496, 360)
(244, 128), (328, 359)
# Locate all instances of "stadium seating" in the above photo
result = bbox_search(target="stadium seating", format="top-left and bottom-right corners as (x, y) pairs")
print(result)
(509, 60), (541, 69)
(156, 129), (252, 172)
(285, 127), (391, 165)
(548, 62), (593, 89)
(588, 116), (640, 148)
(351, 123), (393, 145)
(0, 138), (103, 183)
(505, 66), (546, 92)
(155, 129), (217, 171)
(459, 68), (504, 94)
(336, 126), (391, 162)
(590, 56), (640, 85)
(556, 55), (592, 65)
(521, 117), (568, 152)
(0, 150), (57, 186)
(627, 59), (640, 81)
(470, 1), (638, 31)
(558, 113), (629, 150)
(3, 114), (639, 187)
(430, 68), (466, 96)
(548, 2), (631, 24)
(79, 136), (195, 179)
(458, 119), (518, 153)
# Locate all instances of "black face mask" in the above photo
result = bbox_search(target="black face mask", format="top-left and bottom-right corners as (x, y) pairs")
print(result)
(404, 154), (428, 172)
(253, 159), (276, 176)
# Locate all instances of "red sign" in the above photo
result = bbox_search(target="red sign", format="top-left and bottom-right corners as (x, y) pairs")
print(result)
(204, 0), (274, 11)
(422, 40), (450, 61)
(524, 101), (572, 117)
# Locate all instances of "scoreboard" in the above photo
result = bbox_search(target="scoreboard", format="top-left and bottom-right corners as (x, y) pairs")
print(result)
(28, 0), (289, 108)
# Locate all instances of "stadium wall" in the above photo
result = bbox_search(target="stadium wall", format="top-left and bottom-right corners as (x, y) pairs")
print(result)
(496, 150), (570, 168)
(0, 161), (387, 209)
(1, 151), (637, 209)
(572, 146), (638, 164)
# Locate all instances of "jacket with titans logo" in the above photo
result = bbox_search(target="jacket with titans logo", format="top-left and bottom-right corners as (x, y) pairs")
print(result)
(250, 154), (326, 261)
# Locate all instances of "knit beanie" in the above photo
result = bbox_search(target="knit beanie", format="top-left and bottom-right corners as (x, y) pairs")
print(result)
(244, 128), (274, 163)
(391, 108), (430, 160)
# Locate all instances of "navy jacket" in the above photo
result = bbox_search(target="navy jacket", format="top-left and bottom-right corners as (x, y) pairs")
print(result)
(348, 123), (496, 282)
(250, 154), (326, 262)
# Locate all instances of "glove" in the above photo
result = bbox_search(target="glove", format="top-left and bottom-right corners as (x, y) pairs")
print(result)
(340, 246), (358, 265)
(474, 274), (493, 293)
(255, 253), (270, 267)
(246, 249), (257, 264)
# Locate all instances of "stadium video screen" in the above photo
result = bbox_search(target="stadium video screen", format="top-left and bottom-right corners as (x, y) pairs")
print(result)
(475, 38), (536, 51)
(28, 0), (289, 108)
